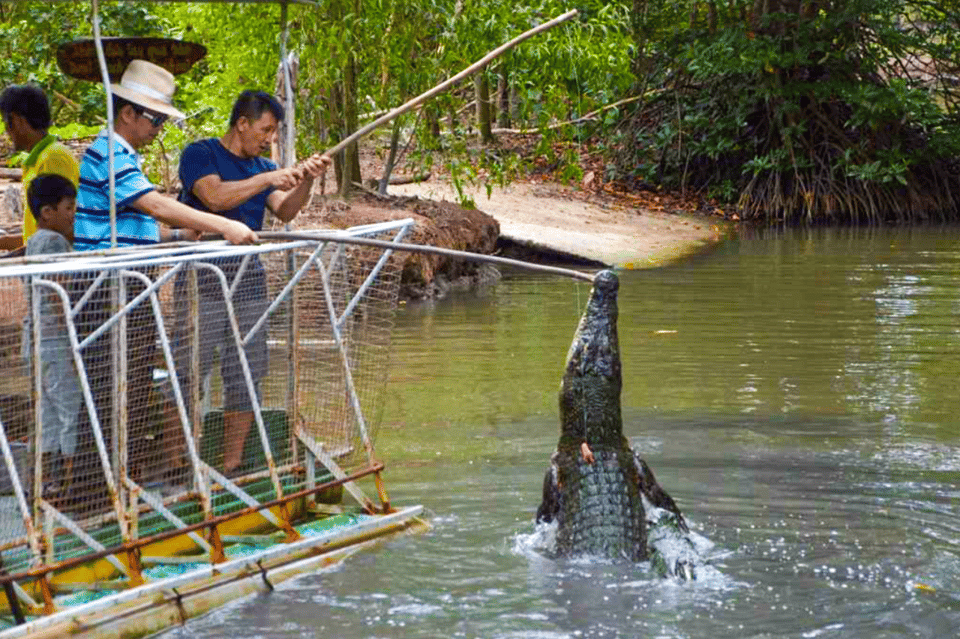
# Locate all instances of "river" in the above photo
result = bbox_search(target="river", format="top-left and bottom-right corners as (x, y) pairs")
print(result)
(162, 225), (960, 638)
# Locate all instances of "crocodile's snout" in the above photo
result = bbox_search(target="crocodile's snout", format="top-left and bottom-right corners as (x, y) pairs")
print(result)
(593, 269), (619, 294)
(584, 270), (619, 321)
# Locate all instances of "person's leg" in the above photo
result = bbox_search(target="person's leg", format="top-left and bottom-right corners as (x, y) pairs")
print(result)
(222, 410), (254, 474)
(53, 350), (82, 493)
(69, 272), (112, 512)
(221, 273), (269, 475)
(38, 359), (57, 462)
(39, 346), (71, 499)
(125, 279), (159, 483)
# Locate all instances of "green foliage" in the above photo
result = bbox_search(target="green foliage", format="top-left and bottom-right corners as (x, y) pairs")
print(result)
(0, 0), (641, 204)
(0, 1), (170, 124)
(50, 122), (100, 140)
(617, 0), (960, 222)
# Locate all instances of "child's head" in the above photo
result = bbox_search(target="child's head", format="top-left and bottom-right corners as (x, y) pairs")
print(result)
(27, 173), (76, 238)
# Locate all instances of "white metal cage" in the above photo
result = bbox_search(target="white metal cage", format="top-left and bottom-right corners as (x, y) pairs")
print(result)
(0, 219), (412, 616)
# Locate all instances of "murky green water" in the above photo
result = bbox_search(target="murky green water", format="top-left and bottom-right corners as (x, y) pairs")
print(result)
(164, 226), (960, 638)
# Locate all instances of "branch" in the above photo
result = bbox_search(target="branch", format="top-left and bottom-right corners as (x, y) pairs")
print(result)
(322, 9), (579, 158)
(492, 94), (647, 134)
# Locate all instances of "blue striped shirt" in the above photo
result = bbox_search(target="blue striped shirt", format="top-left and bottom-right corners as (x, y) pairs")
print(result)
(74, 131), (158, 250)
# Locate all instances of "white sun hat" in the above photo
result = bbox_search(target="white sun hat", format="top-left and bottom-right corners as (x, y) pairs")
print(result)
(110, 59), (186, 119)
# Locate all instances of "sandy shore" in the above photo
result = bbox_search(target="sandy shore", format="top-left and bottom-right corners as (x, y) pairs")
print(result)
(392, 180), (725, 268)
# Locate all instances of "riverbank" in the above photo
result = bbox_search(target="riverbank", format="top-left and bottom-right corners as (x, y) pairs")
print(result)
(0, 134), (729, 298)
(391, 179), (724, 268)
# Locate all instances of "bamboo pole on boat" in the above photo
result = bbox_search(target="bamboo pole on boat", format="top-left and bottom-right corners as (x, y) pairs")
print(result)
(258, 231), (598, 283)
(279, 1), (295, 170)
(278, 1), (303, 505)
(90, 0), (117, 249)
(320, 9), (579, 159)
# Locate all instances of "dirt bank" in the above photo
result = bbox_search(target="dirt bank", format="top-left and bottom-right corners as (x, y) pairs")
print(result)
(391, 179), (724, 268)
(289, 192), (501, 299)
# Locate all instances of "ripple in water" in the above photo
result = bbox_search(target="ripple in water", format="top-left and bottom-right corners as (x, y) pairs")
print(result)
(511, 518), (738, 595)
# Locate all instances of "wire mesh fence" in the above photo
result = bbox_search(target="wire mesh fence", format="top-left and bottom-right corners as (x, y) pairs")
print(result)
(0, 219), (410, 609)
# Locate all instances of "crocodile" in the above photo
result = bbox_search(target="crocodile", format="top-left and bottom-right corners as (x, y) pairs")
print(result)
(536, 270), (701, 578)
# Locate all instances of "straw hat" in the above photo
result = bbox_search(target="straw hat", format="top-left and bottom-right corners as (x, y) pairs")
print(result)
(111, 59), (185, 119)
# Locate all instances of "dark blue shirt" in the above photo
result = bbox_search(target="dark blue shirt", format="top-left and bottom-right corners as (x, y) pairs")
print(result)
(178, 138), (277, 231)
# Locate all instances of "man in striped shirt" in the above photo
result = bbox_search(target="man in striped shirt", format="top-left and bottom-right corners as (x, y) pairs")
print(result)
(74, 59), (257, 250)
(72, 60), (257, 494)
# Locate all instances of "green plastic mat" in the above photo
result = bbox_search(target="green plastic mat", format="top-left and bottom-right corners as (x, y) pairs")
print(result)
(51, 512), (366, 609)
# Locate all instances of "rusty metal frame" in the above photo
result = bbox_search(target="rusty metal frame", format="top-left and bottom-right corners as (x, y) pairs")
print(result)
(29, 274), (42, 536)
(39, 502), (131, 579)
(123, 477), (212, 555)
(0, 462), (384, 588)
(119, 268), (213, 512)
(32, 277), (128, 535)
(199, 462), (286, 532)
(240, 241), (326, 348)
(0, 225), (416, 608)
(76, 266), (181, 351)
(335, 222), (412, 331)
(295, 429), (375, 514)
(0, 421), (39, 565)
(314, 256), (376, 464)
(116, 272), (128, 517)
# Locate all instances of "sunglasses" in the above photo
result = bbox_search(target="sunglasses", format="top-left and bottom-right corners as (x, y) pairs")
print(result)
(135, 108), (168, 128)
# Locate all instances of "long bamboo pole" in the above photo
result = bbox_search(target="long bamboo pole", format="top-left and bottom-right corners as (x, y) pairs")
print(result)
(322, 9), (579, 158)
(258, 230), (597, 283)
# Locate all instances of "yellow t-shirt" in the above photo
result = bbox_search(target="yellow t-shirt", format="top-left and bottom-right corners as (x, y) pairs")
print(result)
(21, 135), (80, 242)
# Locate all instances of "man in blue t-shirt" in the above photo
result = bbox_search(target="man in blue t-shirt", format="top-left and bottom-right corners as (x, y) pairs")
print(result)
(178, 90), (330, 475)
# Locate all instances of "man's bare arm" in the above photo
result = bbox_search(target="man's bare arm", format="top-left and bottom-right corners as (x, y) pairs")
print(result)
(159, 227), (202, 242)
(267, 154), (332, 223)
(267, 177), (314, 223)
(191, 168), (302, 213)
(132, 191), (258, 245)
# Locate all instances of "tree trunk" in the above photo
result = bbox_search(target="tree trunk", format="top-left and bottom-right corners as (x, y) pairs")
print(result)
(475, 69), (495, 144)
(497, 60), (511, 129)
(379, 116), (402, 195)
(327, 0), (362, 197)
(327, 83), (345, 190)
(340, 47), (362, 196)
(631, 0), (650, 79)
(424, 103), (442, 150)
(447, 102), (458, 133)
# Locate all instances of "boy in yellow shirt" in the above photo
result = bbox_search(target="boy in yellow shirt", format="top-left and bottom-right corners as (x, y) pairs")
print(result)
(0, 84), (80, 244)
